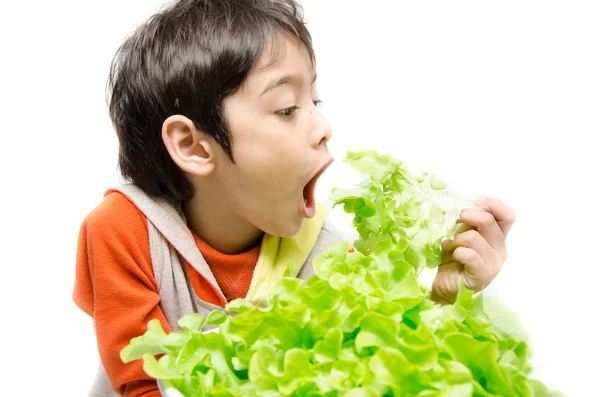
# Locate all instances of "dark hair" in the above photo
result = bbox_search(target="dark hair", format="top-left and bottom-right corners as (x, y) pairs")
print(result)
(107, 0), (316, 202)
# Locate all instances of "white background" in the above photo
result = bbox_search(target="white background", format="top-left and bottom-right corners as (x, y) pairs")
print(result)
(1, 0), (598, 395)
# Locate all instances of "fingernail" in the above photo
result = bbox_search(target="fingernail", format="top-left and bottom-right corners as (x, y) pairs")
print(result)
(475, 196), (487, 207)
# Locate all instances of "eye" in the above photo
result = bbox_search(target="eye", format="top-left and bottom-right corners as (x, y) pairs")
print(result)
(276, 106), (299, 117)
(276, 100), (323, 118)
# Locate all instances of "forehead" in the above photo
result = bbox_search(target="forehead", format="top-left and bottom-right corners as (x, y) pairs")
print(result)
(242, 33), (315, 97)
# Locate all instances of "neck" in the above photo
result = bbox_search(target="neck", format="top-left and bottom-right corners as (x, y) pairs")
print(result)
(182, 189), (264, 255)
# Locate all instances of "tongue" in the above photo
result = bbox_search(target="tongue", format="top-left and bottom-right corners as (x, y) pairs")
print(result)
(304, 200), (315, 218)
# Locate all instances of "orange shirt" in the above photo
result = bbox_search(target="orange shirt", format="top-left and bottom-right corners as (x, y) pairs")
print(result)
(73, 190), (259, 396)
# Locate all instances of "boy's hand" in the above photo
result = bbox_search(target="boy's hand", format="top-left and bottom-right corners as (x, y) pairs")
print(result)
(430, 197), (517, 305)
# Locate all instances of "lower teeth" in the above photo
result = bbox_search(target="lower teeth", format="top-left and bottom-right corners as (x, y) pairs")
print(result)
(304, 199), (308, 204)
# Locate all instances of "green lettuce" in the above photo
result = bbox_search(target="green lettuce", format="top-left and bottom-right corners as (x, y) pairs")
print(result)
(121, 150), (561, 397)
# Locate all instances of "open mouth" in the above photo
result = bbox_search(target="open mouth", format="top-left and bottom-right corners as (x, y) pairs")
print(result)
(302, 158), (334, 218)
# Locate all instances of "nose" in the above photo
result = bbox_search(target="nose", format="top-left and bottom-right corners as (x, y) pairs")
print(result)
(311, 103), (332, 148)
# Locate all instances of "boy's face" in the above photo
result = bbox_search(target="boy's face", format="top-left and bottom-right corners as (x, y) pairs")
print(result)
(218, 33), (333, 238)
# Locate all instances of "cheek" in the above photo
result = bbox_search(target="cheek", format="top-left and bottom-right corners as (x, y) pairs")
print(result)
(234, 140), (301, 188)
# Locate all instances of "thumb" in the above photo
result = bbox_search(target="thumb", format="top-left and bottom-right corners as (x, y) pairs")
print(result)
(431, 261), (462, 305)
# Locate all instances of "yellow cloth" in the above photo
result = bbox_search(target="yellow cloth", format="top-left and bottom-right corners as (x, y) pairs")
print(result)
(245, 201), (327, 305)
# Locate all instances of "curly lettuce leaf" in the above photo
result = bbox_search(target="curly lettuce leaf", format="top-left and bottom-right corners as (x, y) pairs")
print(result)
(331, 150), (472, 273)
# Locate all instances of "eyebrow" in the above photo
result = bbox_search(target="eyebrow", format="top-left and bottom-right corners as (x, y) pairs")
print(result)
(260, 72), (318, 96)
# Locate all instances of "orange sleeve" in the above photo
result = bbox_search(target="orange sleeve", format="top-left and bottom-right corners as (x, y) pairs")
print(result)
(73, 191), (169, 397)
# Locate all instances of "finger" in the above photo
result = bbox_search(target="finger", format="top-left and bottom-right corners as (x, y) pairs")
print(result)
(452, 247), (496, 289)
(431, 262), (462, 305)
(442, 230), (503, 266)
(440, 224), (474, 263)
(456, 207), (507, 259)
(454, 222), (475, 235)
(473, 197), (517, 237)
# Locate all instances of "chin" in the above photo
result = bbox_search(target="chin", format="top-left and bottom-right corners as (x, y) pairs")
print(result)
(267, 219), (304, 239)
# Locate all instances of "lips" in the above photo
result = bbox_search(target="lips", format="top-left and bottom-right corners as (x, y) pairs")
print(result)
(302, 158), (334, 218)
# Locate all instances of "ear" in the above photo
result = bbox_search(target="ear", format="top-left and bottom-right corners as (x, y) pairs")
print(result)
(162, 115), (216, 176)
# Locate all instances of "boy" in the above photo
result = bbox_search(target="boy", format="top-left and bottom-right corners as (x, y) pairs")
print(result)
(73, 0), (516, 396)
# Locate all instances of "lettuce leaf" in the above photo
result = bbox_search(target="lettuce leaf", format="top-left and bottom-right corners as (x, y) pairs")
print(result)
(121, 150), (561, 397)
